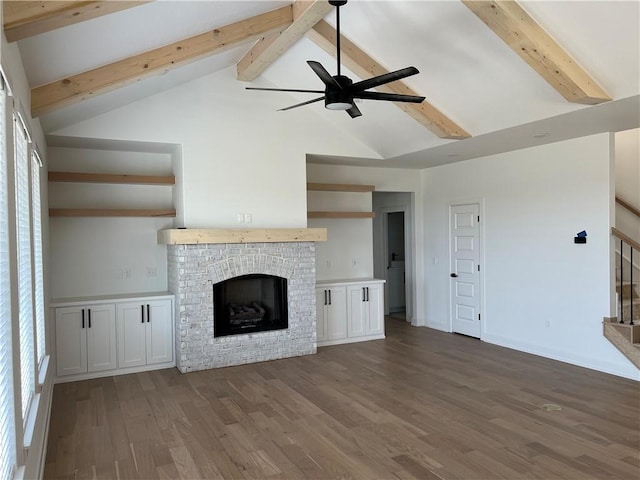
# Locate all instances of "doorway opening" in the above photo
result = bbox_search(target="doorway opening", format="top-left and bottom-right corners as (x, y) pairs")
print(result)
(386, 211), (406, 316)
(373, 192), (413, 323)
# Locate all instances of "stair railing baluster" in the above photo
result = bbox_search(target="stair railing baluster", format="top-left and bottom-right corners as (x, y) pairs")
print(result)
(620, 238), (624, 324)
(630, 246), (634, 326)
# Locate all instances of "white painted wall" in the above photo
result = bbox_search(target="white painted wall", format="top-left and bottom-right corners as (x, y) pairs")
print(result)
(54, 66), (381, 228)
(422, 133), (638, 380)
(614, 128), (640, 240)
(306, 163), (423, 325)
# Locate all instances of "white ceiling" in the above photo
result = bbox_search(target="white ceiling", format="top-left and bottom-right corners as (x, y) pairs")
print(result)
(14, 0), (640, 167)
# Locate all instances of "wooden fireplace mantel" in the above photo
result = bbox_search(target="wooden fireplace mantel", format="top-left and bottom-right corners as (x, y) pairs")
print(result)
(157, 228), (327, 245)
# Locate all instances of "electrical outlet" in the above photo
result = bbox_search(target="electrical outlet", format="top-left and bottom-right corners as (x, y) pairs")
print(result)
(123, 267), (132, 279)
(545, 319), (551, 328)
(237, 213), (244, 224)
(352, 259), (357, 267)
(146, 267), (157, 278)
(244, 213), (252, 223)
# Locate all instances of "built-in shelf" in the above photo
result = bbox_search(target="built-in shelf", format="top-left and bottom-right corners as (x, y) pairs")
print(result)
(307, 182), (376, 220)
(50, 208), (176, 218)
(157, 228), (327, 245)
(307, 182), (375, 192)
(307, 211), (375, 219)
(49, 171), (175, 185)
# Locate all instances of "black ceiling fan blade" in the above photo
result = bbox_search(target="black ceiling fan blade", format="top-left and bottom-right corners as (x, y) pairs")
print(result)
(246, 87), (325, 94)
(353, 91), (425, 103)
(307, 61), (342, 89)
(346, 104), (362, 118)
(278, 96), (325, 112)
(351, 66), (419, 92)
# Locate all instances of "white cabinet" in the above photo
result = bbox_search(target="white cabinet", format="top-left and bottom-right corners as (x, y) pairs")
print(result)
(316, 286), (347, 342)
(316, 279), (385, 346)
(117, 299), (173, 368)
(52, 293), (174, 381)
(347, 283), (384, 338)
(55, 304), (116, 377)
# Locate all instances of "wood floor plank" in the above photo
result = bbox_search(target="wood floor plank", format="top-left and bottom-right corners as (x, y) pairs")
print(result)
(45, 318), (640, 480)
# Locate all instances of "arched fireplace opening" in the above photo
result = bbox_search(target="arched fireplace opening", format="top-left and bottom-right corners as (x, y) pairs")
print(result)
(213, 274), (288, 337)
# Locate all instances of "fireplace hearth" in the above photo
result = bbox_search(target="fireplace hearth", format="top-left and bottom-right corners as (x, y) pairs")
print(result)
(213, 274), (288, 337)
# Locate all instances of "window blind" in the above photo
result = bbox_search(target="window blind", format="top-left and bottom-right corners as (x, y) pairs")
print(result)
(0, 74), (16, 480)
(31, 152), (45, 366)
(14, 113), (34, 421)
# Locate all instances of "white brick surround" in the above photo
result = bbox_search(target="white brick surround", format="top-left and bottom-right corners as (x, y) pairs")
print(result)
(167, 242), (317, 372)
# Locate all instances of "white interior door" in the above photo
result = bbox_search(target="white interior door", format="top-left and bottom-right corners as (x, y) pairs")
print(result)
(450, 204), (481, 338)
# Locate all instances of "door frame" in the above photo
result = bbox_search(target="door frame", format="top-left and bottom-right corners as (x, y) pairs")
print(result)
(448, 199), (485, 338)
(380, 206), (409, 318)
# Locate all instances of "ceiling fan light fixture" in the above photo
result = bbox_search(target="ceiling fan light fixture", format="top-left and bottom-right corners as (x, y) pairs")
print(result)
(325, 101), (353, 111)
(325, 93), (353, 110)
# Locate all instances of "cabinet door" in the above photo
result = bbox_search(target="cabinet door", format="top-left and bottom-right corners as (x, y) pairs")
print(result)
(316, 289), (328, 342)
(86, 304), (117, 372)
(326, 287), (347, 340)
(117, 303), (147, 369)
(55, 306), (87, 376)
(347, 286), (367, 338)
(146, 300), (173, 365)
(366, 284), (384, 336)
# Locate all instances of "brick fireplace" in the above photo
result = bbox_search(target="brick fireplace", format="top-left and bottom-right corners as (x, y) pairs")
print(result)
(160, 228), (326, 372)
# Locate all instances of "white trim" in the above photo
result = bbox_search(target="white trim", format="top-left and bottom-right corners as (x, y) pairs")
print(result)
(483, 332), (640, 381)
(31, 151), (42, 169)
(37, 356), (49, 388)
(53, 361), (176, 384)
(317, 333), (385, 347)
(13, 113), (31, 145)
(0, 66), (13, 97)
(21, 394), (38, 450)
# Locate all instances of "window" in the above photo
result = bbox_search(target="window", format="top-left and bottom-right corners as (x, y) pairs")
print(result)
(31, 152), (45, 368)
(0, 73), (16, 480)
(14, 113), (34, 422)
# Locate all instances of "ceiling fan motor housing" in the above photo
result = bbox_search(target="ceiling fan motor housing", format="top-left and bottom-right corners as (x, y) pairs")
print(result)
(325, 75), (354, 110)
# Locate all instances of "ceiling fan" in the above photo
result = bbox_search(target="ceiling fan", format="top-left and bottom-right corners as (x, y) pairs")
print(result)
(246, 0), (425, 118)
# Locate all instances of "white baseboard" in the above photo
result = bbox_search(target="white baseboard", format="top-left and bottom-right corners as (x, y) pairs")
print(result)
(482, 332), (640, 381)
(53, 361), (176, 384)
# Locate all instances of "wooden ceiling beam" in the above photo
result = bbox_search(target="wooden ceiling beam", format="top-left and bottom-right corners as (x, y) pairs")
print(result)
(30, 5), (293, 117)
(462, 0), (611, 105)
(306, 20), (470, 140)
(3, 1), (152, 42)
(237, 0), (332, 82)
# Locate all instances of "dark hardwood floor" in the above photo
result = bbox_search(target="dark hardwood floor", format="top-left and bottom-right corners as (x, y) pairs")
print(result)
(45, 317), (640, 479)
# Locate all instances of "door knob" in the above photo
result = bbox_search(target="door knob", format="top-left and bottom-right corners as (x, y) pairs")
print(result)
(450, 273), (458, 278)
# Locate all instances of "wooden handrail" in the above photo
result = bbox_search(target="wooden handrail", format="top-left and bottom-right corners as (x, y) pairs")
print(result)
(616, 196), (640, 220)
(612, 227), (640, 251)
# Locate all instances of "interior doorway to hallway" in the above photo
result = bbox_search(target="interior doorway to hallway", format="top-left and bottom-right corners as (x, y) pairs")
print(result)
(372, 192), (413, 322)
(386, 211), (406, 315)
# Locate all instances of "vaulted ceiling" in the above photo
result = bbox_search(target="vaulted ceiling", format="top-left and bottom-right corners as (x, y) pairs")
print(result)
(4, 0), (639, 167)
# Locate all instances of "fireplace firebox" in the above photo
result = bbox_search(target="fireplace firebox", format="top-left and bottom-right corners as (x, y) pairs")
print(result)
(213, 274), (288, 337)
